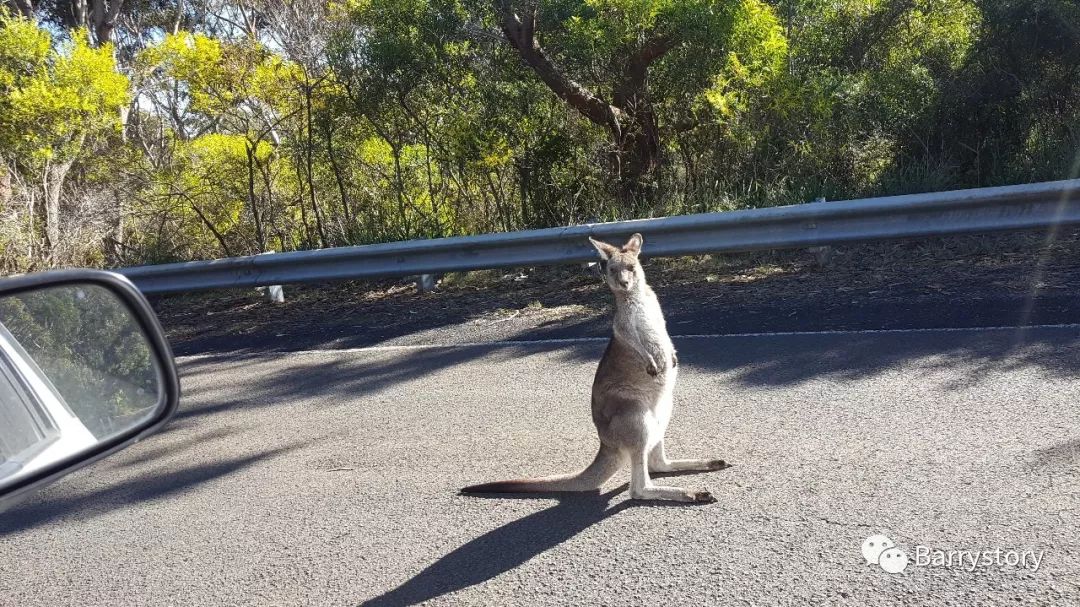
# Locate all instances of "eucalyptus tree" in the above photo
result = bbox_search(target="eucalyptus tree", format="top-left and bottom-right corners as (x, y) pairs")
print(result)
(487, 0), (779, 213)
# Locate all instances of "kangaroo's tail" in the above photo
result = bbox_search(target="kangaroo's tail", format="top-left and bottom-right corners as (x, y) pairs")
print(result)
(461, 444), (623, 494)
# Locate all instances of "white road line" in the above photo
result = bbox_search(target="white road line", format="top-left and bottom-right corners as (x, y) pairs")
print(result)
(175, 322), (1080, 360)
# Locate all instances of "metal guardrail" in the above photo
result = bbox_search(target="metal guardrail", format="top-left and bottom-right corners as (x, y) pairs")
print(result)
(118, 179), (1080, 294)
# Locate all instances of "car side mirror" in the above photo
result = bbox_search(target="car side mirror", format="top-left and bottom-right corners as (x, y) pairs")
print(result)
(0, 270), (179, 512)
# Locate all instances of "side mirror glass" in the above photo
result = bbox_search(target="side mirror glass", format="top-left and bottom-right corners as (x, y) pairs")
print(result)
(0, 271), (179, 510)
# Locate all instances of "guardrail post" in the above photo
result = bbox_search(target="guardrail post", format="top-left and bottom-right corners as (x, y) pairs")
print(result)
(807, 197), (834, 267)
(264, 284), (285, 303)
(417, 273), (438, 293)
(256, 251), (285, 303)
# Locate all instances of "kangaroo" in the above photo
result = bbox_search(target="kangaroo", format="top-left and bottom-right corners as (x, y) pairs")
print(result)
(462, 233), (724, 503)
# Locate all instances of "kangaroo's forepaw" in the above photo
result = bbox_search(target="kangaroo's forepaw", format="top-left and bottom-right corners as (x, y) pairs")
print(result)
(692, 490), (717, 504)
(646, 362), (658, 376)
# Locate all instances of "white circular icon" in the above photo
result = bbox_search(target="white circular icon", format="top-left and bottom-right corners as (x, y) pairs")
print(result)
(879, 547), (909, 573)
(861, 534), (895, 565)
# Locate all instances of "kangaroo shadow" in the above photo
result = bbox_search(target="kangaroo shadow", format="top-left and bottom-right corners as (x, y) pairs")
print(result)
(360, 489), (625, 607)
(361, 479), (721, 607)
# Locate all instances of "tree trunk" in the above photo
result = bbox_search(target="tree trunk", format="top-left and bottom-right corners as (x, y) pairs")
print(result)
(516, 154), (530, 228)
(324, 122), (353, 238)
(292, 150), (313, 248)
(8, 0), (34, 19)
(42, 157), (75, 262)
(0, 158), (12, 210)
(365, 115), (411, 240)
(257, 153), (278, 247)
(612, 60), (662, 214)
(245, 142), (267, 251)
(611, 112), (661, 214)
(498, 3), (671, 217)
(303, 82), (328, 248)
(184, 195), (233, 257)
(107, 189), (124, 264)
(483, 170), (511, 232)
(79, 0), (124, 47)
(390, 144), (410, 239)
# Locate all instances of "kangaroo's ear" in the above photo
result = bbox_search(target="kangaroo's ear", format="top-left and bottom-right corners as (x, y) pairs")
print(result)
(623, 233), (643, 255)
(588, 237), (617, 260)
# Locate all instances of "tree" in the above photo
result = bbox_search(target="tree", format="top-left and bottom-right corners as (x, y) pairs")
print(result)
(135, 31), (301, 256)
(3, 0), (1079, 273)
(0, 12), (128, 264)
(490, 0), (762, 213)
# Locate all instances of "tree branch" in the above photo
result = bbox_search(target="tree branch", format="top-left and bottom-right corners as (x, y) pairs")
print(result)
(638, 33), (675, 66)
(613, 30), (676, 109)
(496, 1), (621, 134)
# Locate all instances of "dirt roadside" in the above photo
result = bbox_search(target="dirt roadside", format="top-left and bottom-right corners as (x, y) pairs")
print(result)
(151, 229), (1080, 356)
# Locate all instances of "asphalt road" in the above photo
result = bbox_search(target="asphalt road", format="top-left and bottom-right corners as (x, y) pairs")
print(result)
(2, 326), (1079, 605)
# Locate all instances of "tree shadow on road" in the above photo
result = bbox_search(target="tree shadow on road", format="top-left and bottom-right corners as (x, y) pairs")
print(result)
(1029, 438), (1080, 468)
(171, 325), (1080, 427)
(174, 343), (564, 420)
(154, 271), (611, 357)
(0, 438), (312, 537)
(510, 324), (1080, 389)
(671, 326), (1080, 388)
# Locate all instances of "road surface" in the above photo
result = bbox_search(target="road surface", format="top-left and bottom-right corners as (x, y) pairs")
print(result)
(2, 326), (1079, 605)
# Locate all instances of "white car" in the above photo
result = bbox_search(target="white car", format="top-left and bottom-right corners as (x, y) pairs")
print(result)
(0, 320), (98, 483)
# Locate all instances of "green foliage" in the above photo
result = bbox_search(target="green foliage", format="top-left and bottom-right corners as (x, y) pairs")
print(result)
(1, 0), (1078, 272)
(0, 14), (127, 165)
(701, 0), (787, 119)
(679, 0), (989, 207)
(139, 32), (297, 120)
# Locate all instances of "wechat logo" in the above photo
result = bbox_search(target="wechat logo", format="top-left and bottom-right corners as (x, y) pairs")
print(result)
(862, 534), (909, 574)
